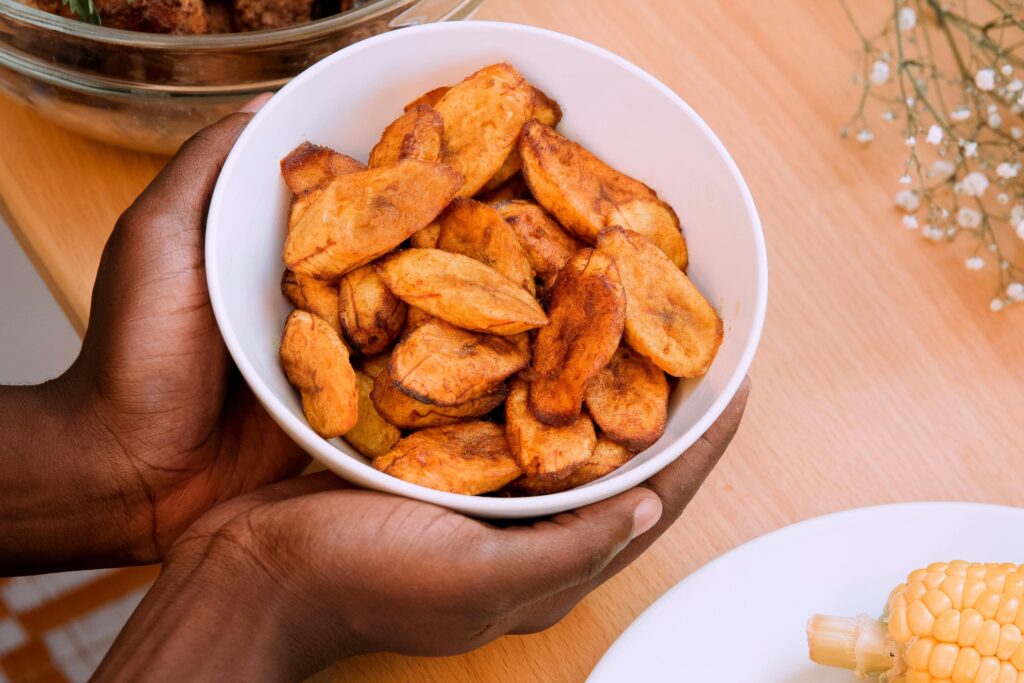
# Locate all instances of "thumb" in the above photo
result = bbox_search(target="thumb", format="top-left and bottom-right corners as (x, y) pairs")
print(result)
(495, 487), (663, 602)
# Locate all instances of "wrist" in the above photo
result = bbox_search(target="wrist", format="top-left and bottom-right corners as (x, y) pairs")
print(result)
(95, 528), (358, 682)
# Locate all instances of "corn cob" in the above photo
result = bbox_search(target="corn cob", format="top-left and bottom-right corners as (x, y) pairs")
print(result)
(807, 561), (1024, 683)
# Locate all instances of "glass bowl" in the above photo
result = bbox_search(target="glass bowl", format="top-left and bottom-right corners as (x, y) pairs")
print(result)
(0, 0), (481, 153)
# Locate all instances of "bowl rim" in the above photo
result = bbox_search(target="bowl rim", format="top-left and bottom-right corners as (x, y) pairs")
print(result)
(0, 0), (477, 48)
(207, 20), (768, 517)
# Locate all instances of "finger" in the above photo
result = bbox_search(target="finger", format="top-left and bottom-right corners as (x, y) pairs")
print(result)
(508, 377), (752, 634)
(491, 487), (664, 604)
(127, 111), (254, 233)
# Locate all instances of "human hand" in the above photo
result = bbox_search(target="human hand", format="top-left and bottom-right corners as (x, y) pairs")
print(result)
(0, 100), (308, 573)
(94, 379), (750, 682)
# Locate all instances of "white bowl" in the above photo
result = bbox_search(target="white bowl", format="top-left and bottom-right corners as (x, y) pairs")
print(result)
(206, 21), (767, 519)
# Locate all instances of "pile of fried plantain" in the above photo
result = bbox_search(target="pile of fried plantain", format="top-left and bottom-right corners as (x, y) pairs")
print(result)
(276, 63), (723, 497)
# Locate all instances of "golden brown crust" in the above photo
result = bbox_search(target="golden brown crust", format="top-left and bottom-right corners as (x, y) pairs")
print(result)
(375, 249), (547, 336)
(280, 269), (341, 336)
(495, 200), (583, 284)
(436, 198), (535, 295)
(478, 173), (531, 205)
(482, 85), (564, 192)
(584, 346), (669, 451)
(280, 142), (365, 195)
(338, 264), (406, 356)
(343, 371), (402, 458)
(233, 0), (311, 30)
(368, 104), (444, 168)
(596, 227), (722, 377)
(370, 367), (506, 429)
(389, 319), (528, 406)
(434, 63), (535, 198)
(85, 0), (208, 33)
(529, 248), (625, 427)
(404, 86), (451, 112)
(505, 379), (595, 481)
(372, 422), (522, 495)
(519, 120), (688, 269)
(284, 161), (462, 280)
(510, 436), (634, 495)
(279, 310), (358, 438)
(409, 221), (441, 249)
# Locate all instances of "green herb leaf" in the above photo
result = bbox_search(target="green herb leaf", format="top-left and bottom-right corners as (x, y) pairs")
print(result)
(60, 0), (102, 25)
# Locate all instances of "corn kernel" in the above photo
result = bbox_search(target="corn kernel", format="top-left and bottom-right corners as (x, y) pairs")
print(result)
(990, 570), (1011, 594)
(910, 568), (929, 583)
(927, 571), (948, 589)
(980, 592), (1004, 620)
(967, 579), (989, 609)
(998, 662), (1018, 683)
(908, 637), (936, 670)
(926, 589), (955, 617)
(952, 647), (981, 683)
(949, 560), (969, 575)
(977, 656), (1002, 683)
(906, 672), (932, 683)
(969, 564), (990, 579)
(998, 625), (1023, 661)
(890, 604), (913, 643)
(911, 600), (938, 637)
(961, 609), (985, 647)
(929, 643), (958, 678)
(1005, 572), (1024, 597)
(930, 562), (951, 573)
(941, 576), (966, 611)
(934, 610), (961, 643)
(908, 580), (929, 602)
(1011, 641), (1024, 669)
(999, 597), (1021, 625)
(979, 620), (1004, 656)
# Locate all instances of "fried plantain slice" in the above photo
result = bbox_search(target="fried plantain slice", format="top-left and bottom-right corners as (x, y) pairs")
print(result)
(505, 379), (595, 481)
(280, 310), (358, 439)
(281, 269), (342, 336)
(284, 160), (462, 280)
(280, 141), (366, 194)
(368, 104), (444, 168)
(371, 367), (507, 429)
(409, 220), (441, 249)
(404, 86), (450, 112)
(343, 370), (402, 458)
(373, 422), (522, 495)
(434, 63), (535, 198)
(495, 200), (583, 285)
(402, 305), (434, 335)
(509, 436), (634, 495)
(358, 352), (391, 379)
(375, 248), (547, 335)
(519, 120), (688, 269)
(482, 85), (563, 192)
(596, 227), (722, 377)
(584, 345), (669, 451)
(436, 198), (535, 295)
(389, 319), (528, 406)
(338, 264), (407, 355)
(529, 248), (625, 427)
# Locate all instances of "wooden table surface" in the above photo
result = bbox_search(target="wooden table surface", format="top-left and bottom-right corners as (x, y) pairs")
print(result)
(2, 0), (1023, 681)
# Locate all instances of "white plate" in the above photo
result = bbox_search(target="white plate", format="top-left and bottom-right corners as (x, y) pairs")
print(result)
(588, 502), (1024, 683)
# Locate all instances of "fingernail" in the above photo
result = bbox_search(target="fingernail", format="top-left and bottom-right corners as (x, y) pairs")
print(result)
(631, 497), (663, 540)
(239, 92), (273, 113)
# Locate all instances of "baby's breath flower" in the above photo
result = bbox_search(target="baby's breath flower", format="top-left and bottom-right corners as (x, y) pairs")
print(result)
(870, 60), (890, 85)
(957, 207), (982, 228)
(989, 112), (1003, 128)
(902, 215), (918, 229)
(923, 224), (944, 241)
(930, 159), (956, 178)
(951, 106), (972, 121)
(1009, 79), (1023, 93)
(976, 68), (997, 91)
(1012, 205), (1024, 224)
(1017, 221), (1024, 240)
(856, 128), (874, 143)
(998, 192), (1010, 204)
(883, 110), (896, 122)
(1002, 64), (1015, 77)
(899, 173), (911, 184)
(904, 136), (916, 146)
(898, 6), (916, 31)
(1013, 127), (1023, 140)
(926, 124), (944, 145)
(895, 189), (920, 212)
(963, 141), (978, 157)
(991, 298), (1005, 312)
(961, 171), (989, 197)
(996, 163), (1018, 179)
(1007, 282), (1024, 300)
(965, 255), (985, 270)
